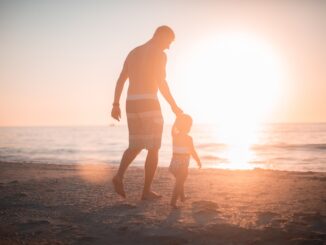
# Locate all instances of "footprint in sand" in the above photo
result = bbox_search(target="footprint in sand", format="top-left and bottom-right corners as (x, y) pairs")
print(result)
(13, 192), (28, 198)
(192, 200), (221, 224)
(17, 220), (51, 233)
(145, 235), (188, 245)
(293, 212), (326, 232)
(255, 211), (278, 227)
(77, 235), (97, 243)
(114, 203), (137, 210)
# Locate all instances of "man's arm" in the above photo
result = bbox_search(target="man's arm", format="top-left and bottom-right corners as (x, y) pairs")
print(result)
(111, 58), (128, 121)
(157, 53), (182, 115)
(159, 80), (182, 114)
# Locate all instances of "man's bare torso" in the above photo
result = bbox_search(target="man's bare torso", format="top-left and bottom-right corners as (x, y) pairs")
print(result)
(125, 42), (166, 96)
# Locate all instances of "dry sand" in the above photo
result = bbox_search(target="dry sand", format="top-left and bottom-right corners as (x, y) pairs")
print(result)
(0, 161), (326, 244)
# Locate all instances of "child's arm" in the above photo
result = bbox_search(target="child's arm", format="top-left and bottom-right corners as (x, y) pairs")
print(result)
(189, 137), (201, 168)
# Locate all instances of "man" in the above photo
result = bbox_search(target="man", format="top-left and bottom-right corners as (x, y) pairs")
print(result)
(111, 26), (182, 200)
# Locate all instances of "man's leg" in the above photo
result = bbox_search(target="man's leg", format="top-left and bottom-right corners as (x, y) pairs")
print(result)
(113, 147), (141, 197)
(142, 148), (160, 200)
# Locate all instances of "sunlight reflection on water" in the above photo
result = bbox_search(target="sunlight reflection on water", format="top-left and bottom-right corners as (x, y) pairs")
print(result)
(212, 122), (261, 170)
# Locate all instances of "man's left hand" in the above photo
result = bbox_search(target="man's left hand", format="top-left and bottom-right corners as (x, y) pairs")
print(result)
(111, 106), (121, 121)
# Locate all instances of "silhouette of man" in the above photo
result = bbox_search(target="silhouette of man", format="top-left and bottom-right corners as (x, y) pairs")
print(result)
(111, 26), (182, 200)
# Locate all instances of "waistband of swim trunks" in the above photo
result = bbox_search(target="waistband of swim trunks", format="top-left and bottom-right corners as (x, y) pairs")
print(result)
(127, 94), (158, 101)
(172, 153), (190, 158)
(173, 146), (190, 154)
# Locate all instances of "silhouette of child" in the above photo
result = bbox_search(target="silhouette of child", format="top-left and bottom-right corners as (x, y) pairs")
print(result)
(169, 114), (201, 208)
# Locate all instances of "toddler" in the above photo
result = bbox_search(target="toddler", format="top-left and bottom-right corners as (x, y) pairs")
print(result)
(169, 114), (201, 208)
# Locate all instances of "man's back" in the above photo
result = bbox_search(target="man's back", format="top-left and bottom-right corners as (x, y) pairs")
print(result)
(126, 42), (166, 96)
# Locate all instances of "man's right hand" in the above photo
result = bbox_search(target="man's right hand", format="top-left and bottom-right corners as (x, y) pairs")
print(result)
(111, 106), (121, 121)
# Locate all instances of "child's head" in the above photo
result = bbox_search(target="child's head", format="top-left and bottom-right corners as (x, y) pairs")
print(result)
(174, 114), (193, 134)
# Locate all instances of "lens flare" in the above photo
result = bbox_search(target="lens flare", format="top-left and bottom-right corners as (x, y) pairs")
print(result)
(76, 162), (111, 184)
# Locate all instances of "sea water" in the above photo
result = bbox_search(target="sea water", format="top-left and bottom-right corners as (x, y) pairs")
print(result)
(0, 123), (326, 172)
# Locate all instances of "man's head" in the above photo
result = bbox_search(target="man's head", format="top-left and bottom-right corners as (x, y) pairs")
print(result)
(152, 25), (175, 50)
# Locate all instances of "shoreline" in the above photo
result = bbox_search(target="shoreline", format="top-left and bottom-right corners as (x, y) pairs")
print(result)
(1, 161), (326, 244)
(1, 160), (325, 176)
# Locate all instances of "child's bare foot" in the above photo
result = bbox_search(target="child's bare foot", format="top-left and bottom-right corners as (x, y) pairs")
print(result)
(170, 203), (179, 209)
(141, 191), (162, 201)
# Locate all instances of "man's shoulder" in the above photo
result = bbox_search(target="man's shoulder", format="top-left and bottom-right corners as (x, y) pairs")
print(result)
(127, 45), (147, 59)
(127, 44), (166, 63)
(127, 47), (139, 58)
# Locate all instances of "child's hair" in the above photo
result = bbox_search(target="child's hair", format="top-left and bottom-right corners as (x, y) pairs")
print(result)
(172, 114), (193, 135)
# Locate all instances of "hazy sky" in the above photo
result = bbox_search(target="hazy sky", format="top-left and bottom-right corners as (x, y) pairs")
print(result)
(0, 0), (325, 126)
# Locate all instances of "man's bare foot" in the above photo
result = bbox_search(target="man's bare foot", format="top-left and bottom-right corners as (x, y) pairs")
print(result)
(141, 191), (162, 200)
(112, 176), (126, 198)
(170, 201), (180, 209)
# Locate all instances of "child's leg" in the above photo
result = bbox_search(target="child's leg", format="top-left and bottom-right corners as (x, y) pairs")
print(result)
(180, 185), (185, 202)
(171, 174), (183, 207)
(170, 183), (178, 208)
(179, 169), (188, 202)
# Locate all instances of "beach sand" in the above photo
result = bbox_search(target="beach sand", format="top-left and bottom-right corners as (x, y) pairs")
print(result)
(0, 162), (326, 244)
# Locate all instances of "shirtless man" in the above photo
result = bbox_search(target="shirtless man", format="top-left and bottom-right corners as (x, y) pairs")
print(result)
(111, 26), (182, 200)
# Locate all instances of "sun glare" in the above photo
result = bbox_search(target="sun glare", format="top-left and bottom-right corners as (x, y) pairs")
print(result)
(179, 31), (287, 169)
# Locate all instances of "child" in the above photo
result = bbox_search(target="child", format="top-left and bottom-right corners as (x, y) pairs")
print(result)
(169, 114), (201, 208)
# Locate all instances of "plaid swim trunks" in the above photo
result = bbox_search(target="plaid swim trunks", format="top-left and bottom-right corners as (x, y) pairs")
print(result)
(126, 94), (163, 150)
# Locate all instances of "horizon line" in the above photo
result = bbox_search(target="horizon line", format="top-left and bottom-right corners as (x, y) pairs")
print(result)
(1, 121), (326, 128)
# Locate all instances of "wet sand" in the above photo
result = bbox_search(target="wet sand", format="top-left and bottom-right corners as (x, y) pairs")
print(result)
(0, 161), (326, 244)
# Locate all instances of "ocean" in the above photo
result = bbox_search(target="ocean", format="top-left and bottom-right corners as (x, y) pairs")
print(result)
(0, 123), (326, 172)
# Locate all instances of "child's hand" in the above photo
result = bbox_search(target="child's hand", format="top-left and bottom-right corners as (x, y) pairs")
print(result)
(197, 161), (202, 169)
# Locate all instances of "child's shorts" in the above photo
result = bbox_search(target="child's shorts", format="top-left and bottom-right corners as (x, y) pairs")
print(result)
(169, 154), (190, 175)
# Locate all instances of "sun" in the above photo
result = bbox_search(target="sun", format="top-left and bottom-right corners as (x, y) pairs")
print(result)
(179, 31), (286, 125)
(176, 31), (288, 169)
